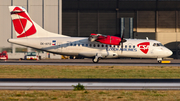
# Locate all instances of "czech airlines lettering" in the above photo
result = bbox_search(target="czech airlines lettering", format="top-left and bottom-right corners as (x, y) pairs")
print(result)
(108, 47), (137, 52)
(137, 42), (150, 54)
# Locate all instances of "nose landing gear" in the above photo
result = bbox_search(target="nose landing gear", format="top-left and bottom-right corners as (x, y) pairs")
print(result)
(157, 58), (162, 63)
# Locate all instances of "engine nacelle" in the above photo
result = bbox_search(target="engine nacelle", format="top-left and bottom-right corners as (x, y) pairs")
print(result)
(88, 33), (99, 42)
(89, 33), (122, 45)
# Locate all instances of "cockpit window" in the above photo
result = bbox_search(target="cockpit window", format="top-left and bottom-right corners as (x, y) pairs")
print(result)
(153, 43), (163, 47)
(158, 43), (163, 46)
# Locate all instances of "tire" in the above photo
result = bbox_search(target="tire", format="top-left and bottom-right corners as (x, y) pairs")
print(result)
(39, 56), (41, 60)
(158, 60), (161, 63)
(92, 57), (99, 63)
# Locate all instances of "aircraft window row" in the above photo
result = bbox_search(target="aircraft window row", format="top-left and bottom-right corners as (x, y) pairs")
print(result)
(153, 43), (163, 47)
(124, 45), (135, 48)
(66, 43), (136, 48)
(68, 43), (109, 47)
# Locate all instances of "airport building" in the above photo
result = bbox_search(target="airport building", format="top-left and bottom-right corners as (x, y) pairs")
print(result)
(0, 0), (180, 59)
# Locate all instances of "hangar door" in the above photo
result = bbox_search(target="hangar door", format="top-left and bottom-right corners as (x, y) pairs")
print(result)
(120, 18), (133, 39)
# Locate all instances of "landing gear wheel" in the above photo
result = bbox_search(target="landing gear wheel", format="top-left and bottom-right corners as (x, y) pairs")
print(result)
(158, 60), (162, 64)
(157, 58), (162, 64)
(92, 57), (100, 63)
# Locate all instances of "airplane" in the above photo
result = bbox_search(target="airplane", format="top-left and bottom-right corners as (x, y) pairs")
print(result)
(7, 6), (173, 63)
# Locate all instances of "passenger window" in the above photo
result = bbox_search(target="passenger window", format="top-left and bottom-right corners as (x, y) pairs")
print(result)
(66, 43), (69, 46)
(97, 44), (100, 47)
(102, 44), (104, 47)
(74, 44), (76, 46)
(129, 45), (131, 48)
(89, 44), (92, 47)
(106, 45), (108, 47)
(93, 44), (96, 47)
(133, 45), (135, 48)
(86, 44), (88, 47)
(125, 45), (127, 48)
(82, 44), (84, 46)
(70, 43), (73, 46)
(78, 44), (80, 46)
(110, 45), (112, 47)
(153, 43), (156, 46)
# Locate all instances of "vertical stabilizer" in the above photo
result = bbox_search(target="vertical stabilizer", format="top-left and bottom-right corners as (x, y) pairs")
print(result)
(9, 6), (68, 38)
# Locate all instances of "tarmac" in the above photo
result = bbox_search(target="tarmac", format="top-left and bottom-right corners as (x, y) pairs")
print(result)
(0, 59), (179, 66)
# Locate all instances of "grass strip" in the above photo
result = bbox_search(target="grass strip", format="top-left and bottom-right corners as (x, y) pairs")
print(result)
(0, 90), (179, 101)
(0, 65), (180, 78)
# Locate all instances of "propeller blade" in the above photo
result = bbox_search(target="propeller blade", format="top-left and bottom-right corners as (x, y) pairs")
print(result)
(121, 41), (123, 53)
(120, 27), (125, 53)
(121, 27), (125, 38)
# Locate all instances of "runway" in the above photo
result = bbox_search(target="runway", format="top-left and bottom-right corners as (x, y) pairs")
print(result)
(1, 59), (180, 90)
(0, 79), (180, 90)
(1, 82), (180, 90)
(0, 59), (180, 66)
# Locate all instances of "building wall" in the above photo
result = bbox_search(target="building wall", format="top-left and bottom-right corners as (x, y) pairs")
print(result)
(0, 0), (12, 51)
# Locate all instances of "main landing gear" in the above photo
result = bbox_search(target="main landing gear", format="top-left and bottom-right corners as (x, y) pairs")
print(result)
(92, 57), (100, 63)
(92, 53), (102, 63)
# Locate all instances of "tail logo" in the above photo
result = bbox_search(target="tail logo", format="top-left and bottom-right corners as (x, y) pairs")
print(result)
(12, 7), (36, 38)
(137, 42), (150, 54)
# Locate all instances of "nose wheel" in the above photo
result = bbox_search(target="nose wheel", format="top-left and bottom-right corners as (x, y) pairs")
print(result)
(157, 58), (162, 63)
(157, 60), (162, 63)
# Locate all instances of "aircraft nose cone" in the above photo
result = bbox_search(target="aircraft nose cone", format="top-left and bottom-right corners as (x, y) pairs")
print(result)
(166, 50), (173, 56)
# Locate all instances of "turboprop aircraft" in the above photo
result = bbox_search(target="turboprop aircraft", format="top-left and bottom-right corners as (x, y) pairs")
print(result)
(8, 6), (173, 63)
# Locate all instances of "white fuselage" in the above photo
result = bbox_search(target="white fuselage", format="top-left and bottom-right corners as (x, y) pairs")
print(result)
(8, 37), (173, 59)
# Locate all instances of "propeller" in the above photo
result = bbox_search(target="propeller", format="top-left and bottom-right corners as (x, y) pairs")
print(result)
(120, 28), (126, 53)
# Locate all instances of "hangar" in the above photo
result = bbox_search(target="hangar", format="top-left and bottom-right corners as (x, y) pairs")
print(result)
(0, 0), (180, 59)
